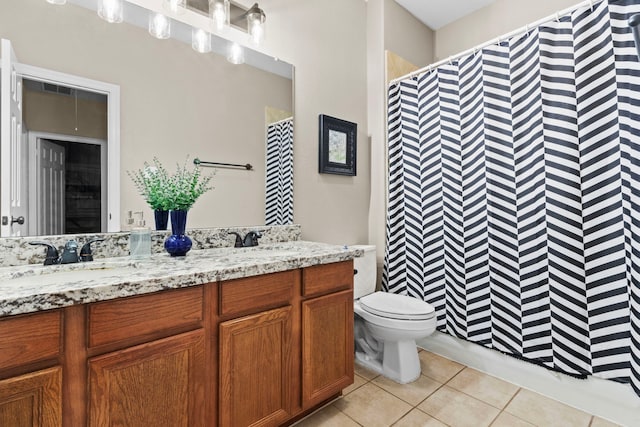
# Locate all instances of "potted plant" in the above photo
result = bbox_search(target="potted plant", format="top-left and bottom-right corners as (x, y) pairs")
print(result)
(128, 158), (172, 230)
(129, 157), (213, 256)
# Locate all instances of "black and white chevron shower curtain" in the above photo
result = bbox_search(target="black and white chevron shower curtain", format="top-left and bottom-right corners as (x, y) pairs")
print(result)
(265, 117), (294, 225)
(383, 0), (640, 396)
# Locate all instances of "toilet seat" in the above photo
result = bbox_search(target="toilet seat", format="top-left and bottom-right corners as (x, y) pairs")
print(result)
(359, 291), (435, 320)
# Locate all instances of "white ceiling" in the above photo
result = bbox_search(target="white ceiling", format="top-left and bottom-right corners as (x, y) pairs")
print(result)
(395, 0), (496, 30)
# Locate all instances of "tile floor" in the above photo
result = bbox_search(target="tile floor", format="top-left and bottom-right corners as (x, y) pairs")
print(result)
(295, 350), (621, 427)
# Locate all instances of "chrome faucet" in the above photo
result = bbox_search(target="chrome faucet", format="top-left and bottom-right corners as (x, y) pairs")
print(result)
(242, 231), (262, 247)
(227, 231), (262, 248)
(29, 241), (60, 265)
(30, 238), (105, 265)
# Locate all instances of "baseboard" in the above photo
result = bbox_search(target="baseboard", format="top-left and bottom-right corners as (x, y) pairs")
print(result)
(417, 331), (640, 427)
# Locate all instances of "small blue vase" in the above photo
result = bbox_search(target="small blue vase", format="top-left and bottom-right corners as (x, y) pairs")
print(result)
(164, 210), (192, 256)
(154, 209), (169, 231)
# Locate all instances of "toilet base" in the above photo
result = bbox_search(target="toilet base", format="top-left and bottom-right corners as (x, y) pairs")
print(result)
(355, 339), (421, 384)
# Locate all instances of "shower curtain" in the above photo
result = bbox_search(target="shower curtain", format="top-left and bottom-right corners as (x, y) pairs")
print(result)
(265, 117), (294, 225)
(383, 0), (640, 396)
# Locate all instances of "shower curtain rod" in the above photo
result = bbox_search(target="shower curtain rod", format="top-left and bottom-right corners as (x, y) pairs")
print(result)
(268, 116), (294, 126)
(390, 0), (604, 85)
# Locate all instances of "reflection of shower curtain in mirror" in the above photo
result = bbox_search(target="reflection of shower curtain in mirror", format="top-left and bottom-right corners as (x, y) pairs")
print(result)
(383, 0), (640, 397)
(265, 118), (294, 225)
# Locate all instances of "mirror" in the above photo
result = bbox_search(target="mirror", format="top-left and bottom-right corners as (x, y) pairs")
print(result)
(0, 0), (293, 236)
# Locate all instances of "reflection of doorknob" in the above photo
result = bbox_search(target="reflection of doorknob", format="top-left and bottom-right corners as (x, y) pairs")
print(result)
(2, 216), (25, 225)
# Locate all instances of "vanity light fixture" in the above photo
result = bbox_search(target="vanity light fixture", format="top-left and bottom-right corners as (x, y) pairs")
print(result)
(98, 0), (124, 23)
(210, 0), (230, 33)
(192, 28), (212, 53)
(46, 0), (67, 5)
(226, 42), (245, 64)
(149, 12), (171, 39)
(163, 0), (186, 15)
(246, 3), (266, 46)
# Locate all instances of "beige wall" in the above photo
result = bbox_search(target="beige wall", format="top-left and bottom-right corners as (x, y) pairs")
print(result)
(23, 90), (108, 140)
(435, 0), (581, 60)
(1, 0), (292, 232)
(259, 0), (370, 245)
(384, 0), (434, 69)
(367, 0), (434, 267)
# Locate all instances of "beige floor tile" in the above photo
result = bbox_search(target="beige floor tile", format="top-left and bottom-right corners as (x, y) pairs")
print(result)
(446, 367), (519, 409)
(334, 382), (413, 427)
(590, 416), (621, 427)
(418, 351), (464, 383)
(294, 404), (360, 427)
(393, 408), (448, 426)
(343, 373), (368, 395)
(505, 389), (591, 427)
(373, 374), (442, 406)
(355, 361), (380, 381)
(490, 411), (535, 427)
(418, 385), (500, 427)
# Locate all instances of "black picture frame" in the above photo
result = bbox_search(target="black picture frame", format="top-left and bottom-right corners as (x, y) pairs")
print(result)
(318, 114), (357, 176)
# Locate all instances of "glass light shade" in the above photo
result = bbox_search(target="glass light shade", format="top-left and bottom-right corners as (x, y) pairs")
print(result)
(210, 0), (230, 33)
(98, 0), (123, 23)
(163, 0), (186, 14)
(192, 28), (212, 53)
(247, 10), (265, 45)
(227, 42), (245, 65)
(46, 0), (67, 5)
(149, 12), (171, 39)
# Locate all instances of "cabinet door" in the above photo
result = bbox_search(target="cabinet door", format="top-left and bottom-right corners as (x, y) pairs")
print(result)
(88, 330), (205, 427)
(0, 367), (62, 427)
(219, 306), (292, 427)
(302, 290), (354, 408)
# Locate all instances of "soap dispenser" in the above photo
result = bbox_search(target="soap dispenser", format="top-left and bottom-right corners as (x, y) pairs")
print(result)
(129, 212), (151, 259)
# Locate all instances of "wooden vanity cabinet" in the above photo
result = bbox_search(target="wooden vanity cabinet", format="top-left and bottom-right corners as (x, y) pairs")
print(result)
(0, 259), (354, 427)
(86, 287), (207, 427)
(0, 310), (63, 427)
(218, 270), (298, 427)
(301, 262), (354, 409)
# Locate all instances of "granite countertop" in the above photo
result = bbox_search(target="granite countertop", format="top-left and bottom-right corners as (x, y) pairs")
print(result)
(0, 241), (363, 318)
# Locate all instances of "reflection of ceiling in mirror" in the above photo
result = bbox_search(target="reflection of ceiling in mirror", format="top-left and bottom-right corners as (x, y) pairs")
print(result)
(188, 0), (209, 14)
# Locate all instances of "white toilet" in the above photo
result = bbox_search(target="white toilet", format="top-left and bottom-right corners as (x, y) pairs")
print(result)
(352, 245), (436, 384)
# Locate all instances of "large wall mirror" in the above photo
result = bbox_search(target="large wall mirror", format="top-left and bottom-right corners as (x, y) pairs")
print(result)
(0, 0), (293, 237)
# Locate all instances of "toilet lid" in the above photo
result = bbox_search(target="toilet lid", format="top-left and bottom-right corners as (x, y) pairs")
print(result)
(359, 291), (435, 320)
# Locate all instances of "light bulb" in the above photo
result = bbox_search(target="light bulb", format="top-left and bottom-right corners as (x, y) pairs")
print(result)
(192, 28), (212, 53)
(149, 12), (171, 39)
(249, 19), (265, 45)
(247, 8), (265, 46)
(46, 0), (67, 5)
(163, 0), (185, 14)
(227, 42), (245, 65)
(210, 0), (229, 33)
(98, 0), (123, 23)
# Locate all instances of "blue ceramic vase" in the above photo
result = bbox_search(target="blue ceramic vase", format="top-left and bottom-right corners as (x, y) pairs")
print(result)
(164, 210), (192, 256)
(154, 209), (169, 231)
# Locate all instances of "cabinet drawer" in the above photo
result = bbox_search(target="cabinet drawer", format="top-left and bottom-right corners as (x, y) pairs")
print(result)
(302, 261), (353, 298)
(0, 310), (62, 371)
(88, 286), (204, 349)
(219, 270), (297, 317)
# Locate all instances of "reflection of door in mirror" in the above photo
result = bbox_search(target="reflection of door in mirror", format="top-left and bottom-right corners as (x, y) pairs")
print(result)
(0, 39), (25, 237)
(30, 135), (105, 236)
(265, 107), (294, 226)
(23, 80), (107, 236)
(0, 37), (119, 237)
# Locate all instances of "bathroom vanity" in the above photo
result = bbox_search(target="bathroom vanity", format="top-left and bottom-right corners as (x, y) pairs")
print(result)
(0, 241), (360, 427)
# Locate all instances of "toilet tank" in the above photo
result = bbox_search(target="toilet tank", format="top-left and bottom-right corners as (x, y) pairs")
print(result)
(351, 245), (377, 299)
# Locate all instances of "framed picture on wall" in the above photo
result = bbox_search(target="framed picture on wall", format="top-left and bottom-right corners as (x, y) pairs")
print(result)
(318, 114), (357, 176)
